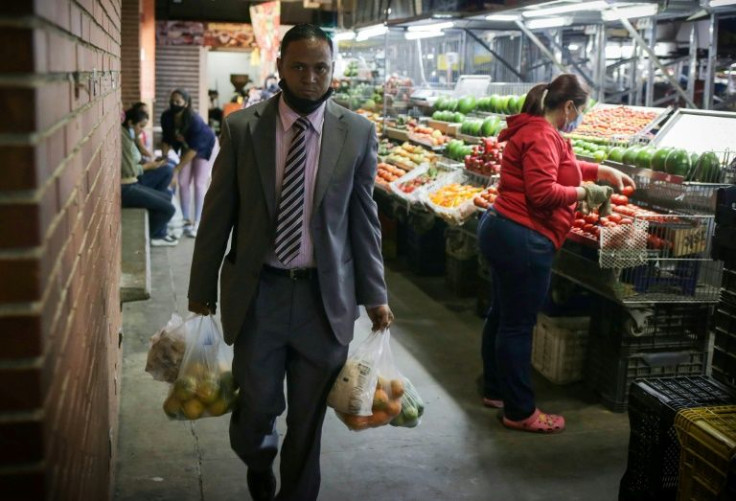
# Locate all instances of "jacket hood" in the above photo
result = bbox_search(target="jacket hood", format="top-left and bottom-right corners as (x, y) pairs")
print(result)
(498, 113), (553, 142)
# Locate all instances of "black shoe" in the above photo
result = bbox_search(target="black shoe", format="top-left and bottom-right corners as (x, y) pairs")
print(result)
(247, 468), (276, 501)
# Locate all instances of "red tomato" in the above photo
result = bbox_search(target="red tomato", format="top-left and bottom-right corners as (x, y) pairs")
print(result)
(608, 213), (622, 223)
(583, 223), (595, 233)
(584, 213), (599, 224)
(622, 186), (635, 196)
(573, 219), (586, 228)
(620, 218), (633, 225)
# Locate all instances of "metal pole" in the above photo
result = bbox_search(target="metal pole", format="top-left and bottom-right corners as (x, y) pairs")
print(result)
(704, 13), (718, 110)
(514, 20), (569, 76)
(610, 6), (697, 108)
(546, 35), (599, 92)
(645, 21), (656, 107)
(464, 29), (525, 81)
(630, 42), (638, 105)
(595, 24), (607, 103)
(688, 23), (698, 104)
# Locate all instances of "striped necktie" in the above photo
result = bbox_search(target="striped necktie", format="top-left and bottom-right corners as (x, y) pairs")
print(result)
(274, 117), (310, 265)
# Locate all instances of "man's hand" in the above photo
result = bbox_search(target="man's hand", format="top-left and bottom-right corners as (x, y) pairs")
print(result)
(366, 304), (394, 332)
(189, 300), (215, 315)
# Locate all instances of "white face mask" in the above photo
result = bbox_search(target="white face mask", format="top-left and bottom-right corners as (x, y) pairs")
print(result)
(562, 105), (584, 133)
(128, 127), (136, 139)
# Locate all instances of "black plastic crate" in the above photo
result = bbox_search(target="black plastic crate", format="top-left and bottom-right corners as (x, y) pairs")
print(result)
(619, 376), (736, 501)
(713, 301), (736, 390)
(723, 267), (736, 293)
(585, 338), (708, 412)
(589, 298), (711, 353)
(446, 254), (478, 298)
(540, 274), (593, 317)
(402, 216), (446, 276)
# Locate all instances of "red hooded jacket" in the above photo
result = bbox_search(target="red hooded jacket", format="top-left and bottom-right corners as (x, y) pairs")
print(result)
(493, 113), (599, 249)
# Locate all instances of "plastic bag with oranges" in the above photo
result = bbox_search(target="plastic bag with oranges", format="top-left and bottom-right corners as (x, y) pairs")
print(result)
(161, 315), (238, 421)
(328, 329), (407, 431)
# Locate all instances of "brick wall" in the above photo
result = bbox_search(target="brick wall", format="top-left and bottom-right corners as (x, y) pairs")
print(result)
(0, 1), (123, 500)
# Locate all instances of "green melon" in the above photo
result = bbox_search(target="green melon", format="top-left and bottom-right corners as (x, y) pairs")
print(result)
(457, 96), (477, 115)
(665, 149), (692, 177)
(622, 146), (642, 166)
(651, 147), (671, 172)
(695, 151), (721, 182)
(507, 96), (520, 114)
(607, 146), (626, 163)
(635, 147), (656, 169)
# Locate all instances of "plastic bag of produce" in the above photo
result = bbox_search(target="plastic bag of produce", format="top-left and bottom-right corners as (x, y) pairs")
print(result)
(162, 315), (237, 420)
(389, 377), (424, 428)
(328, 329), (406, 431)
(145, 313), (190, 384)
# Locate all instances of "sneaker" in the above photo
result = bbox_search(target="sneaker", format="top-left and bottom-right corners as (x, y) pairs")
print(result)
(151, 235), (178, 247)
(183, 225), (198, 238)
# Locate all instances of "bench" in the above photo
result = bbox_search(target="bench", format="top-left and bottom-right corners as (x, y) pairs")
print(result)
(120, 208), (151, 303)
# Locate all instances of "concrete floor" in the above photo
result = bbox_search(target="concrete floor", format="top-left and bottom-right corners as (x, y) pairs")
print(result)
(115, 229), (630, 501)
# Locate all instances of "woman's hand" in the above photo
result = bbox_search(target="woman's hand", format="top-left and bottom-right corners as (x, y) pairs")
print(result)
(597, 165), (636, 192)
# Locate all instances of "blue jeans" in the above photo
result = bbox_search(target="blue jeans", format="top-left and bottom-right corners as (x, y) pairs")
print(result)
(477, 209), (556, 420)
(138, 159), (175, 196)
(121, 183), (175, 239)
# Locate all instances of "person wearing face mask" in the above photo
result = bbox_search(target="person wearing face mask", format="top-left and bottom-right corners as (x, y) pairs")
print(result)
(187, 24), (393, 501)
(160, 88), (217, 238)
(476, 74), (635, 433)
(121, 107), (177, 247)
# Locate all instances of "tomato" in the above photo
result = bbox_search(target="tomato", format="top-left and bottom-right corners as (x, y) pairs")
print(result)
(608, 213), (622, 224)
(622, 186), (635, 196)
(583, 223), (595, 233)
(620, 218), (633, 225)
(584, 213), (599, 224)
(573, 219), (586, 228)
(611, 194), (629, 206)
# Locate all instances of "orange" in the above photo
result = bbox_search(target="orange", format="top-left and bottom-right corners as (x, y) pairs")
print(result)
(207, 398), (229, 417)
(376, 375), (389, 390)
(390, 379), (405, 398)
(182, 399), (205, 420)
(339, 412), (371, 431)
(370, 410), (390, 427)
(163, 396), (181, 418)
(386, 399), (402, 417)
(372, 389), (389, 411)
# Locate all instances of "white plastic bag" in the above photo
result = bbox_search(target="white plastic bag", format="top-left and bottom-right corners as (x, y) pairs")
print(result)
(389, 377), (424, 428)
(162, 315), (237, 420)
(145, 313), (189, 384)
(327, 329), (407, 431)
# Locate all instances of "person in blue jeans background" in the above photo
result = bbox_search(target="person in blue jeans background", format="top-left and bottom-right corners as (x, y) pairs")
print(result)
(477, 74), (634, 433)
(121, 107), (177, 247)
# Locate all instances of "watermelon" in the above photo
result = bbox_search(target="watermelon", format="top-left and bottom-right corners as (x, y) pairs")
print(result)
(651, 147), (671, 172)
(607, 146), (626, 163)
(665, 149), (691, 177)
(635, 147), (655, 169)
(457, 96), (477, 114)
(622, 146), (642, 166)
(446, 98), (458, 111)
(434, 97), (447, 111)
(432, 111), (442, 120)
(507, 96), (520, 114)
(694, 151), (721, 182)
(518, 94), (527, 112)
(489, 94), (502, 113)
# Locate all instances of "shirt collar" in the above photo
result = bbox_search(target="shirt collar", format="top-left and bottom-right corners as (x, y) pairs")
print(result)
(277, 94), (326, 136)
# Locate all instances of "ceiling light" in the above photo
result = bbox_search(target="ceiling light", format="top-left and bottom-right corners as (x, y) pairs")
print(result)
(405, 30), (445, 40)
(602, 4), (658, 21)
(407, 21), (454, 32)
(355, 24), (387, 41)
(522, 1), (608, 18)
(710, 0), (736, 6)
(485, 14), (521, 21)
(568, 43), (580, 50)
(333, 31), (356, 42)
(525, 17), (573, 29)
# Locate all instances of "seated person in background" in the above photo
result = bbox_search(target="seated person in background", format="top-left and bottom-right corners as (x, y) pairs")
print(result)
(126, 103), (176, 195)
(121, 107), (178, 247)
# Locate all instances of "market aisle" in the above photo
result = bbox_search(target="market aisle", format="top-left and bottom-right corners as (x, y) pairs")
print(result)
(115, 235), (630, 501)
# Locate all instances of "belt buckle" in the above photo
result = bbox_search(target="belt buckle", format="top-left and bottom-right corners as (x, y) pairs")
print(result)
(288, 268), (299, 280)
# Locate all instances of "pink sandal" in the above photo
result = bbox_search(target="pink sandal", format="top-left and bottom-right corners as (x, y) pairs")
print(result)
(482, 397), (504, 409)
(502, 408), (565, 434)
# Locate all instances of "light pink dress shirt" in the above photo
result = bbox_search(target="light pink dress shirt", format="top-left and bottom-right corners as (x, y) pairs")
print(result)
(264, 96), (326, 269)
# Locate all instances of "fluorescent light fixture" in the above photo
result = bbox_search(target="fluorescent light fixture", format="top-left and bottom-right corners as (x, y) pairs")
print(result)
(355, 24), (387, 41)
(568, 43), (580, 51)
(602, 4), (658, 21)
(522, 1), (608, 18)
(710, 0), (736, 6)
(525, 17), (573, 29)
(405, 30), (445, 40)
(333, 31), (356, 42)
(485, 14), (521, 21)
(407, 21), (454, 32)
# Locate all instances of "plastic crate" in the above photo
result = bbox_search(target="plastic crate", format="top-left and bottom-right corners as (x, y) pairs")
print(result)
(531, 314), (589, 385)
(675, 406), (736, 501)
(540, 275), (593, 317)
(402, 214), (446, 276)
(445, 254), (478, 298)
(712, 300), (736, 390)
(589, 298), (711, 353)
(585, 340), (708, 412)
(619, 377), (736, 501)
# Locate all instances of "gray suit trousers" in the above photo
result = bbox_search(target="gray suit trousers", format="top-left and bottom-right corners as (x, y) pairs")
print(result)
(229, 268), (349, 501)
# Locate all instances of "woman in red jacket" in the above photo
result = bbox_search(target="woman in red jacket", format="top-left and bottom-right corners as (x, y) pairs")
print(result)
(477, 74), (634, 433)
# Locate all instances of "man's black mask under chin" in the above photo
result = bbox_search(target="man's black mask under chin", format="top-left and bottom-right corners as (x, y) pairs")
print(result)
(278, 80), (334, 115)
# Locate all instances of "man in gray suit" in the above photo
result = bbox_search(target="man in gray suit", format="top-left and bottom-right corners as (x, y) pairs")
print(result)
(187, 24), (393, 501)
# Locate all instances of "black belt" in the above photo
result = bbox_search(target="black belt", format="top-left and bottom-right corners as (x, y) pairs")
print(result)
(263, 264), (316, 280)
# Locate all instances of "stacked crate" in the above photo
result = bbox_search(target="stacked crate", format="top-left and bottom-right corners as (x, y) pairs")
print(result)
(585, 298), (711, 412)
(711, 266), (736, 390)
(618, 377), (736, 501)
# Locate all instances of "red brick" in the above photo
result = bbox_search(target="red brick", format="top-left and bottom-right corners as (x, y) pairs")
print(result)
(0, 204), (42, 249)
(45, 126), (66, 177)
(0, 315), (43, 359)
(0, 419), (44, 464)
(37, 82), (71, 133)
(0, 88), (35, 133)
(36, 0), (71, 33)
(0, 257), (40, 302)
(46, 31), (76, 74)
(56, 156), (82, 211)
(70, 3), (82, 37)
(0, 28), (34, 73)
(0, 366), (43, 412)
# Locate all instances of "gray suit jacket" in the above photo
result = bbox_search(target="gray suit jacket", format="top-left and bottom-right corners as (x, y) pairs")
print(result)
(187, 96), (388, 346)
